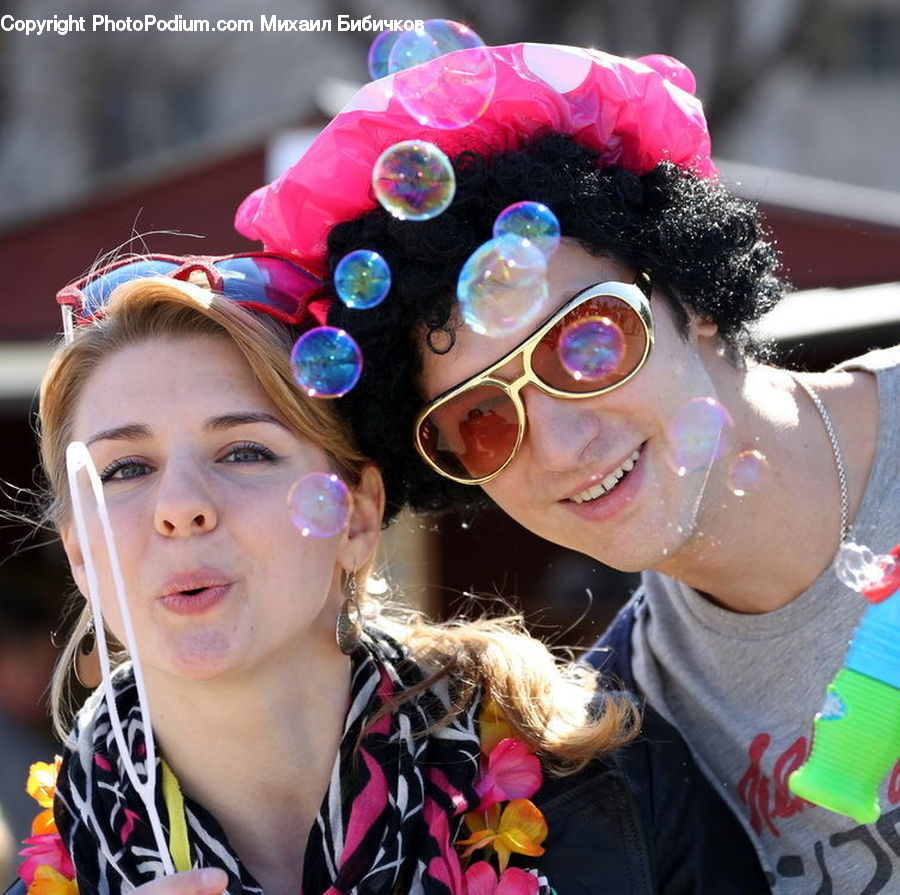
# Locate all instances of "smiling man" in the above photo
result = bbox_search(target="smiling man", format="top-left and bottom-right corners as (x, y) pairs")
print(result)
(236, 44), (900, 891)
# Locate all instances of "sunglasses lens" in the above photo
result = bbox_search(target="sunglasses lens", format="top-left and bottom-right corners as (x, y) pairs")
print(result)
(81, 260), (180, 316)
(419, 383), (519, 481)
(532, 293), (648, 392)
(215, 257), (320, 319)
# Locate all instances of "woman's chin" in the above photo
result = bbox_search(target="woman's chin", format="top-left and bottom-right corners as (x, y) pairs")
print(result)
(153, 630), (246, 682)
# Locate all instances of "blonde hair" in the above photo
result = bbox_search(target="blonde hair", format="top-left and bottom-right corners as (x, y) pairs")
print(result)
(40, 276), (638, 767)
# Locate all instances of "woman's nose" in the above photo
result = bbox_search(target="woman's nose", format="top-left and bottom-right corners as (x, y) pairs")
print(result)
(153, 462), (218, 538)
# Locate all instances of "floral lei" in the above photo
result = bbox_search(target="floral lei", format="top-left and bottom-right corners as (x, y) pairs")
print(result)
(19, 699), (551, 895)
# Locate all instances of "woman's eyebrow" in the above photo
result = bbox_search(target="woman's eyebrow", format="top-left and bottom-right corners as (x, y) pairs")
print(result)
(86, 423), (150, 446)
(204, 411), (289, 432)
(85, 413), (288, 446)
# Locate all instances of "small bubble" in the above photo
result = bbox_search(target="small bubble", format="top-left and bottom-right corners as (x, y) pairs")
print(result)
(290, 326), (362, 398)
(334, 250), (391, 310)
(728, 450), (770, 496)
(368, 29), (400, 79)
(558, 316), (626, 382)
(835, 542), (891, 593)
(288, 472), (352, 538)
(372, 140), (456, 221)
(666, 397), (733, 476)
(493, 202), (561, 257)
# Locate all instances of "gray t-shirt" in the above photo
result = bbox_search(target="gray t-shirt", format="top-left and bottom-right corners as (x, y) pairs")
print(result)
(631, 347), (900, 894)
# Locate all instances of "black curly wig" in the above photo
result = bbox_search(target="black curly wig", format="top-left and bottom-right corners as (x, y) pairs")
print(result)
(324, 133), (786, 523)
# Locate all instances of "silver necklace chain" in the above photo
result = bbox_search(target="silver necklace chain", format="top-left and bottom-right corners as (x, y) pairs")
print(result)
(793, 374), (849, 542)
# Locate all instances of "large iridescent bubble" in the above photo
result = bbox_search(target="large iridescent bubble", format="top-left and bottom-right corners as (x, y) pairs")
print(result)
(388, 21), (496, 129)
(493, 202), (561, 257)
(558, 316), (626, 382)
(665, 397), (733, 476)
(372, 140), (456, 221)
(288, 472), (352, 538)
(457, 235), (548, 336)
(290, 326), (362, 397)
(334, 250), (391, 309)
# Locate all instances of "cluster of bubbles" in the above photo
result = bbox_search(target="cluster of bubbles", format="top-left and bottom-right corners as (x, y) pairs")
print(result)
(666, 400), (774, 496)
(368, 20), (497, 130)
(288, 472), (352, 538)
(458, 203), (562, 337)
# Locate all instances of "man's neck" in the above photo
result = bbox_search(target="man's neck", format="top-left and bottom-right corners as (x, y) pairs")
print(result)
(652, 364), (879, 613)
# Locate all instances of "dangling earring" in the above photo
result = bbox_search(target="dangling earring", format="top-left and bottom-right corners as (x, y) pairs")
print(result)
(74, 619), (102, 689)
(336, 571), (363, 655)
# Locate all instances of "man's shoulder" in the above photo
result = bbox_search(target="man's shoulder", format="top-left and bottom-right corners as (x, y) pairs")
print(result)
(833, 344), (900, 376)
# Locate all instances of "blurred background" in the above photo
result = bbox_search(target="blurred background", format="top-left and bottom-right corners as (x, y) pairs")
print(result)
(1, 0), (900, 862)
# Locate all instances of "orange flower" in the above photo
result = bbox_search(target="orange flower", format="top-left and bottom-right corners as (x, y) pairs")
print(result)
(26, 758), (62, 809)
(27, 865), (78, 895)
(457, 799), (548, 872)
(478, 700), (516, 756)
(31, 809), (57, 837)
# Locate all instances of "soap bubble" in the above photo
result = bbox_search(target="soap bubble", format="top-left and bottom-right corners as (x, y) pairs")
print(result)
(457, 235), (548, 336)
(727, 449), (770, 496)
(666, 397), (733, 476)
(372, 140), (456, 221)
(288, 472), (352, 538)
(334, 250), (391, 310)
(368, 30), (401, 79)
(558, 316), (626, 382)
(290, 327), (362, 398)
(493, 202), (561, 257)
(387, 19), (486, 72)
(389, 22), (496, 129)
(835, 542), (892, 594)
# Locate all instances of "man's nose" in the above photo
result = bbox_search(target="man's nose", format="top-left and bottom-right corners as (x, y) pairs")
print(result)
(520, 386), (600, 472)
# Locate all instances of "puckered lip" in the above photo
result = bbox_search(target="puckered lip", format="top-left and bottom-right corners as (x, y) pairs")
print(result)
(559, 442), (646, 502)
(159, 568), (233, 598)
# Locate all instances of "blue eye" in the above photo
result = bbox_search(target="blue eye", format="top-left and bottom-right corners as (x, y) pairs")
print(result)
(100, 458), (153, 482)
(221, 442), (278, 464)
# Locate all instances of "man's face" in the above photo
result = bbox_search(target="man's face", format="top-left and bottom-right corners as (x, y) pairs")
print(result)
(417, 240), (729, 572)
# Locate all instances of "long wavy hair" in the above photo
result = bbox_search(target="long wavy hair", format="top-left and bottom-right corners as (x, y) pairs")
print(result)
(40, 276), (637, 771)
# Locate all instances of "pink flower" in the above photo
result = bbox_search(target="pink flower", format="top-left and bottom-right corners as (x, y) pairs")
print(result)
(18, 834), (74, 886)
(423, 797), (464, 891)
(464, 861), (540, 895)
(475, 739), (542, 811)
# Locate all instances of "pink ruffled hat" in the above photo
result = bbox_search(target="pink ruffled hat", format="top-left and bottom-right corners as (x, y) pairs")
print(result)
(235, 42), (716, 278)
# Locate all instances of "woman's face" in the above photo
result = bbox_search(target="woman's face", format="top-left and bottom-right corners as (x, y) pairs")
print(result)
(61, 334), (379, 682)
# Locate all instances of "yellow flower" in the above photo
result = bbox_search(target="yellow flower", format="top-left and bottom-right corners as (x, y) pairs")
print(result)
(479, 699), (516, 756)
(457, 799), (548, 872)
(26, 759), (62, 810)
(27, 865), (77, 895)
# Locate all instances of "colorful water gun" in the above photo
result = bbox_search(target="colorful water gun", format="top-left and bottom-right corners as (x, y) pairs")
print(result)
(788, 542), (900, 823)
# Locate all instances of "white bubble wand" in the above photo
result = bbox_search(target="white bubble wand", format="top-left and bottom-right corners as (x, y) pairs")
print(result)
(66, 441), (176, 877)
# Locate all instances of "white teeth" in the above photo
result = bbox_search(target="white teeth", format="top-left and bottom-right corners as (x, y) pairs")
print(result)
(570, 449), (642, 503)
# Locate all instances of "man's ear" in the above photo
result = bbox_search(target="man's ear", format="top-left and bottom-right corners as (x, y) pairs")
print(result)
(692, 315), (718, 339)
(60, 523), (88, 597)
(338, 464), (386, 571)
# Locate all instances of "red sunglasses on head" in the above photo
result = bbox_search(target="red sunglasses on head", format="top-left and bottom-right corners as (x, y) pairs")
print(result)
(56, 252), (323, 342)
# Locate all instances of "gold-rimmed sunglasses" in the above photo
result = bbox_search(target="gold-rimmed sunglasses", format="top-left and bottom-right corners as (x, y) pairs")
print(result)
(414, 272), (654, 484)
